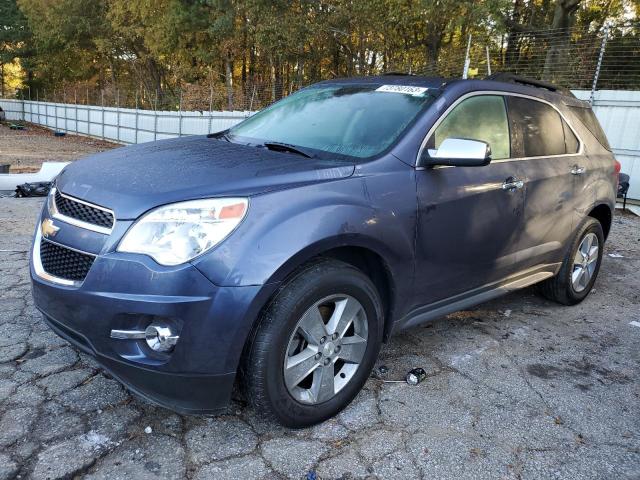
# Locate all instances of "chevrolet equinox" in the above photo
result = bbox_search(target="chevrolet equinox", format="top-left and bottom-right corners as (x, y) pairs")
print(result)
(30, 74), (617, 427)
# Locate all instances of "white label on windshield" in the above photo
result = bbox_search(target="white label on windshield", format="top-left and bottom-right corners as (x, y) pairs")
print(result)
(375, 85), (428, 96)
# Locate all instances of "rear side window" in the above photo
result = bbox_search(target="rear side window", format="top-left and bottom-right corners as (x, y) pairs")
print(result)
(429, 95), (510, 160)
(562, 118), (580, 154)
(568, 106), (611, 151)
(507, 97), (566, 157)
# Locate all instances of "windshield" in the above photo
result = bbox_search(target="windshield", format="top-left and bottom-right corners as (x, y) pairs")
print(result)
(228, 84), (437, 159)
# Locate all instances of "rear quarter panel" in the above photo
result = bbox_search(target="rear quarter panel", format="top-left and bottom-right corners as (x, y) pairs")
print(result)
(565, 106), (617, 226)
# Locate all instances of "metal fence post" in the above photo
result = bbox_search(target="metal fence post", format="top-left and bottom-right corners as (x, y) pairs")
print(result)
(208, 83), (214, 134)
(590, 24), (610, 106)
(485, 46), (492, 76)
(462, 34), (472, 79)
(54, 89), (59, 132)
(249, 86), (256, 114)
(154, 90), (158, 141)
(134, 92), (139, 144)
(116, 89), (121, 142)
(74, 90), (78, 135)
(62, 89), (67, 133)
(101, 90), (105, 140)
(44, 89), (49, 129)
(178, 91), (183, 137)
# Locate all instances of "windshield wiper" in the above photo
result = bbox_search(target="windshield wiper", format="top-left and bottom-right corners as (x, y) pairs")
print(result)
(207, 131), (232, 142)
(262, 141), (315, 158)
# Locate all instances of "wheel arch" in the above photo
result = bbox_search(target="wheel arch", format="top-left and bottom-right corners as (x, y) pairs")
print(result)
(254, 237), (401, 347)
(587, 203), (612, 239)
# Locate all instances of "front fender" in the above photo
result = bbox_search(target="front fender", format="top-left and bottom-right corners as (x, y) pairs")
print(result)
(192, 175), (416, 289)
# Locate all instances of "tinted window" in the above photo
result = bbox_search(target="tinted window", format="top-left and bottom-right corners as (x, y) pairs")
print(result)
(507, 97), (565, 157)
(562, 118), (580, 154)
(568, 106), (611, 150)
(429, 95), (510, 160)
(229, 84), (437, 159)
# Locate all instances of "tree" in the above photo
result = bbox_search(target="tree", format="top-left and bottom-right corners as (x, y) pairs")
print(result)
(543, 0), (582, 80)
(0, 0), (31, 96)
(4, 0), (638, 106)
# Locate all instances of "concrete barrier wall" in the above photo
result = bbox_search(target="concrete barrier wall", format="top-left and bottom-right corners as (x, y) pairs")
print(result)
(0, 99), (251, 144)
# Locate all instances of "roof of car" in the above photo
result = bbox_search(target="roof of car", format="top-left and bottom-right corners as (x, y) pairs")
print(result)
(315, 75), (446, 89)
(315, 73), (586, 107)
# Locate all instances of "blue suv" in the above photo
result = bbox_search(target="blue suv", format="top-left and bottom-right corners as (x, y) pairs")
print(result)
(30, 74), (617, 427)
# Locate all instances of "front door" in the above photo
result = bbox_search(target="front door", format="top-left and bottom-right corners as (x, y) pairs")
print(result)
(414, 94), (526, 307)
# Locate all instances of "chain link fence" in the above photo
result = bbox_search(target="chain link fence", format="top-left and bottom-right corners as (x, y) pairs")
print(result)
(3, 23), (638, 113)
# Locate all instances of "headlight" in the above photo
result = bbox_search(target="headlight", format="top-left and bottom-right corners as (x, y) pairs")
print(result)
(118, 198), (248, 266)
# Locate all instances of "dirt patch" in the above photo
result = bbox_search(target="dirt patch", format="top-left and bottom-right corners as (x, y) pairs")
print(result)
(0, 122), (118, 172)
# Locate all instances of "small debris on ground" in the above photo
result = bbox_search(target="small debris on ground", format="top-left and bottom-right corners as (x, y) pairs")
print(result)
(405, 367), (427, 385)
(608, 253), (624, 258)
(144, 426), (152, 434)
(630, 321), (640, 328)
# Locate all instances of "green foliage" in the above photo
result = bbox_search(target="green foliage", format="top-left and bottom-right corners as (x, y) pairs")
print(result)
(4, 0), (639, 105)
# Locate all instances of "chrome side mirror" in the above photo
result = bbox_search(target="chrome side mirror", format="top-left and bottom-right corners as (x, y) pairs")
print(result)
(427, 138), (492, 167)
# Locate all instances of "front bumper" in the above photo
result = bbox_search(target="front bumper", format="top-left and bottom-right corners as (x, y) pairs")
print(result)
(31, 240), (270, 414)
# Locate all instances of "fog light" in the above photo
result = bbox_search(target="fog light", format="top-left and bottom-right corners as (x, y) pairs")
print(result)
(145, 325), (179, 352)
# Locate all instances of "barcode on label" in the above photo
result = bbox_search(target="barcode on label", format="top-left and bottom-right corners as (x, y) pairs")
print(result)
(375, 85), (428, 96)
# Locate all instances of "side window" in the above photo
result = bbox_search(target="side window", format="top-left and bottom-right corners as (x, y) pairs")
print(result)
(506, 97), (565, 157)
(428, 95), (510, 160)
(568, 106), (611, 150)
(562, 118), (580, 154)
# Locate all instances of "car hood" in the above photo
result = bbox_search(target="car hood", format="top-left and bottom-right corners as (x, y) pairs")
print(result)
(56, 136), (355, 219)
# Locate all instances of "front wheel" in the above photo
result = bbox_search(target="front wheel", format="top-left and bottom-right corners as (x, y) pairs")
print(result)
(538, 217), (604, 305)
(241, 259), (383, 428)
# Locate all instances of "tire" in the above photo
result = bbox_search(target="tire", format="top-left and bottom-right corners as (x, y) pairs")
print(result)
(241, 259), (383, 428)
(538, 217), (604, 305)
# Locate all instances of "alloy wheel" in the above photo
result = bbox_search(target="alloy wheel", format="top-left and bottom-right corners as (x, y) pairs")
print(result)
(571, 232), (599, 293)
(283, 294), (368, 404)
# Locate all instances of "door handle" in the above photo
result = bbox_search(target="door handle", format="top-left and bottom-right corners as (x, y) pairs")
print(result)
(571, 165), (586, 175)
(502, 178), (524, 191)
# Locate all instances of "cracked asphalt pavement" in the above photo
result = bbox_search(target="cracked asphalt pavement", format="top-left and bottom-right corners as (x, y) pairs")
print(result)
(0, 197), (639, 479)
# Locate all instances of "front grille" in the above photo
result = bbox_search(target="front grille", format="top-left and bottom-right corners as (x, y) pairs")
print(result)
(40, 239), (95, 282)
(55, 190), (114, 230)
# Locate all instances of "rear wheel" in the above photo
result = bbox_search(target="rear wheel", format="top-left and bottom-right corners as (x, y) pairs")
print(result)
(538, 217), (604, 305)
(241, 259), (383, 428)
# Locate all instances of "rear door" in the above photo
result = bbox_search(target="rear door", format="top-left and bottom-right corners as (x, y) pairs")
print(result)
(506, 95), (582, 269)
(414, 94), (526, 305)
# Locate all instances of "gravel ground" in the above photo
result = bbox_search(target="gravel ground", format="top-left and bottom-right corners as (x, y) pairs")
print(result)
(0, 123), (116, 171)
(0, 197), (638, 479)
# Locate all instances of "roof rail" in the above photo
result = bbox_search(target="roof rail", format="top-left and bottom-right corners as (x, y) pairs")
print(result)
(485, 73), (574, 97)
(381, 71), (416, 76)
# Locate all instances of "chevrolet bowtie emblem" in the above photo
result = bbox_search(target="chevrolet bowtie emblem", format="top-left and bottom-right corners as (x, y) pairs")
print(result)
(41, 218), (60, 238)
